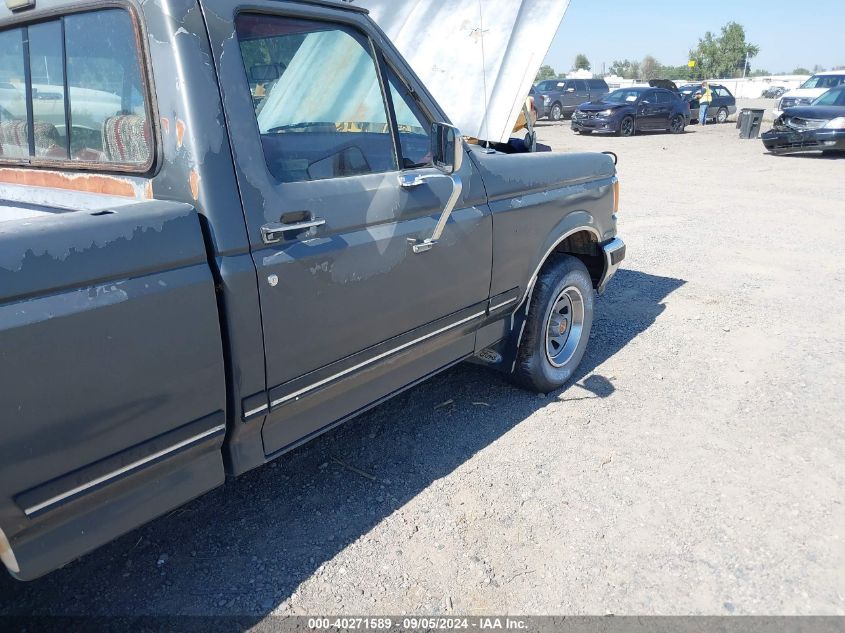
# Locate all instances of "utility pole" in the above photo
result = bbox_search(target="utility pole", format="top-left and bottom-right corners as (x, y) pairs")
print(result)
(742, 49), (749, 78)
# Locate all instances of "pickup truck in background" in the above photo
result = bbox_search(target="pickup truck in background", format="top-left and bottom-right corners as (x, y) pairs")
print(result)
(0, 0), (624, 580)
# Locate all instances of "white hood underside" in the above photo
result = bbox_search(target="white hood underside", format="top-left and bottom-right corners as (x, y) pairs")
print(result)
(355, 0), (569, 144)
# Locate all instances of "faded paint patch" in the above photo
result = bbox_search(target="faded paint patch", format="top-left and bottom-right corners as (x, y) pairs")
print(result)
(176, 119), (186, 148)
(0, 169), (147, 199)
(189, 169), (200, 201)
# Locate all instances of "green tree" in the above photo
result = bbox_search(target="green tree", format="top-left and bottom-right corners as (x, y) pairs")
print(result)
(609, 59), (640, 79)
(572, 54), (591, 71)
(535, 64), (557, 82)
(792, 67), (811, 75)
(641, 55), (659, 80)
(689, 22), (759, 78)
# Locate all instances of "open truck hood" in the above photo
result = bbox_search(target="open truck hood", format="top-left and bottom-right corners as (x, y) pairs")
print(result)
(354, 0), (569, 144)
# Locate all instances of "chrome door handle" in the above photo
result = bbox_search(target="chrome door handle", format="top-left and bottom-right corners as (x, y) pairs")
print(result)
(261, 218), (326, 244)
(399, 172), (437, 188)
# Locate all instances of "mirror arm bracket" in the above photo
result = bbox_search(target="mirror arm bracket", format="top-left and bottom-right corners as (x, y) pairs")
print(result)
(408, 174), (463, 254)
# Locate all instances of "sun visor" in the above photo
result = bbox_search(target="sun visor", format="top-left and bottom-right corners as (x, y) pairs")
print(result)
(355, 0), (569, 144)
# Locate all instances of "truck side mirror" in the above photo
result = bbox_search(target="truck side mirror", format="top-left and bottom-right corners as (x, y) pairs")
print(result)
(431, 122), (463, 175)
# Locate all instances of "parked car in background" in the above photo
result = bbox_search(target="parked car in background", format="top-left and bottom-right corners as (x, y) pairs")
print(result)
(774, 71), (845, 118)
(762, 85), (845, 155)
(678, 83), (737, 123)
(535, 78), (610, 121)
(571, 86), (689, 136)
(762, 86), (787, 99)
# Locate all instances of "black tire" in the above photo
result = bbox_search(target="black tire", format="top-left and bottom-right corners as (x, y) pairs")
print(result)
(669, 114), (686, 134)
(618, 115), (635, 137)
(716, 107), (728, 123)
(511, 255), (594, 393)
(550, 102), (563, 121)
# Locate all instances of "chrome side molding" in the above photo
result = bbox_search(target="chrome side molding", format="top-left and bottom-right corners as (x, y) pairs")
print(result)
(270, 309), (485, 409)
(22, 424), (226, 517)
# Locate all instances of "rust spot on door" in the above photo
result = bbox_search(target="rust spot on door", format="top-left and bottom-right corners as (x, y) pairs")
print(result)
(160, 117), (170, 134)
(189, 168), (200, 201)
(0, 168), (146, 198)
(176, 119), (186, 148)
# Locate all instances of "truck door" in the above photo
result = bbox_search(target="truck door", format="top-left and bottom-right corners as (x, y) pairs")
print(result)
(574, 80), (590, 106)
(204, 4), (493, 455)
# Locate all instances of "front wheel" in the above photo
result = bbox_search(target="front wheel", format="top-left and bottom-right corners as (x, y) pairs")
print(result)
(716, 107), (728, 123)
(550, 102), (563, 121)
(670, 114), (686, 134)
(618, 116), (635, 137)
(511, 255), (594, 393)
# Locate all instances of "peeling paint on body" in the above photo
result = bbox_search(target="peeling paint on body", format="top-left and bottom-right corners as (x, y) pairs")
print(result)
(0, 169), (152, 200)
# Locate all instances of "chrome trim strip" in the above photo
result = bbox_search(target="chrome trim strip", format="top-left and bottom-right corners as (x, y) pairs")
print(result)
(243, 404), (268, 418)
(489, 296), (518, 312)
(271, 310), (486, 408)
(597, 237), (625, 294)
(23, 424), (227, 517)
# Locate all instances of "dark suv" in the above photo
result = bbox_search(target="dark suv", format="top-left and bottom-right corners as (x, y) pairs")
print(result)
(535, 78), (610, 121)
(678, 83), (737, 123)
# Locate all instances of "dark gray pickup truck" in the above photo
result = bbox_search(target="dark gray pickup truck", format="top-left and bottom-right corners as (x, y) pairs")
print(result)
(0, 0), (624, 580)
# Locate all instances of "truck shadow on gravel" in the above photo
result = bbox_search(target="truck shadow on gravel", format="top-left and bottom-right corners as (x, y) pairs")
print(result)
(1, 269), (684, 618)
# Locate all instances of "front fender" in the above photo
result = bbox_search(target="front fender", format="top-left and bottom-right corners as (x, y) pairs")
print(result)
(469, 148), (617, 303)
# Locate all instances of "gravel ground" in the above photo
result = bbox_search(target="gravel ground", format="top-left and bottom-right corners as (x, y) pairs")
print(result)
(2, 104), (844, 617)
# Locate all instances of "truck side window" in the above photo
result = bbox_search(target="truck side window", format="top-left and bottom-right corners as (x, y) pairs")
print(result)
(28, 22), (68, 158)
(64, 10), (150, 165)
(236, 15), (398, 184)
(0, 29), (28, 159)
(0, 9), (152, 168)
(385, 68), (431, 169)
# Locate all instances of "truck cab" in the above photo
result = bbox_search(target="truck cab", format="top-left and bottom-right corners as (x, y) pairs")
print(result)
(0, 0), (623, 580)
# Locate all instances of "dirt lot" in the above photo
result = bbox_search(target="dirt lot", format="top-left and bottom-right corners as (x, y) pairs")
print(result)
(2, 105), (844, 617)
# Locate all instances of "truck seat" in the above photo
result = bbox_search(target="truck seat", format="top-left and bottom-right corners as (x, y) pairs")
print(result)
(0, 120), (31, 159)
(0, 120), (64, 159)
(102, 114), (150, 164)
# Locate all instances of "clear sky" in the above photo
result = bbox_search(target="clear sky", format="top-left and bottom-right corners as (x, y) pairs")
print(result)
(544, 0), (844, 75)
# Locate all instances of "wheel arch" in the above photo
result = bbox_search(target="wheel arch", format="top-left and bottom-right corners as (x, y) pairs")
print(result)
(519, 223), (604, 313)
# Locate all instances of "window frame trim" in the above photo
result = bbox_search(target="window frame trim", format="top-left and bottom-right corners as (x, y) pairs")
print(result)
(0, 1), (159, 175)
(233, 9), (405, 185)
(378, 52), (436, 172)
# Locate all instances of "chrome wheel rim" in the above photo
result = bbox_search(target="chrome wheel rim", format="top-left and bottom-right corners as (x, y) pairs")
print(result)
(552, 104), (561, 120)
(717, 108), (727, 123)
(621, 118), (634, 136)
(545, 286), (585, 368)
